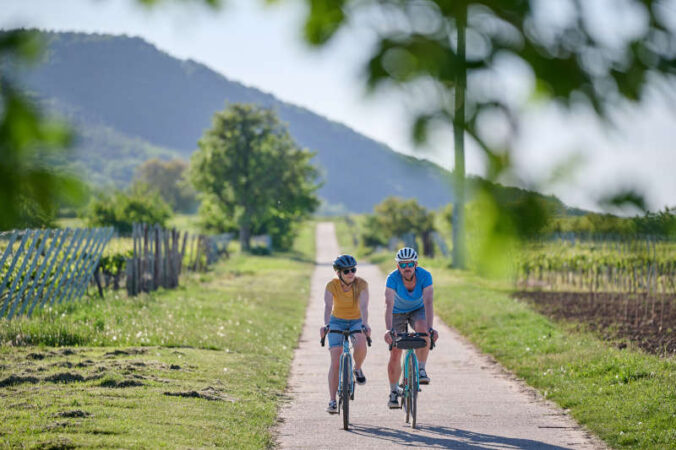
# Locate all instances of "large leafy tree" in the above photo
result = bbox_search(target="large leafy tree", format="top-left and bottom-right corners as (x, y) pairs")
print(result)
(190, 103), (320, 251)
(295, 0), (676, 267)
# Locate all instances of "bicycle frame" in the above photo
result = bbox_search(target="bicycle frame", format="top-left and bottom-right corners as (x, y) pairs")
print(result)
(320, 326), (371, 430)
(337, 333), (354, 404)
(401, 347), (420, 401)
(389, 330), (434, 429)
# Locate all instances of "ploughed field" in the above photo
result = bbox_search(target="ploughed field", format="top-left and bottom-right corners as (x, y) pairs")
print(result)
(515, 291), (675, 356)
(513, 237), (676, 357)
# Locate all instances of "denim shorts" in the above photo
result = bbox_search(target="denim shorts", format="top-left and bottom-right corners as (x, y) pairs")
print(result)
(392, 306), (426, 334)
(328, 316), (363, 349)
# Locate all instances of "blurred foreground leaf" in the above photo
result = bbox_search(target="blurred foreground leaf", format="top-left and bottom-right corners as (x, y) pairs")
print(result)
(1, 30), (85, 230)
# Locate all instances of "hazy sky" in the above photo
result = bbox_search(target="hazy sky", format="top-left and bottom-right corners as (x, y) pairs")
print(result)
(3, 0), (675, 212)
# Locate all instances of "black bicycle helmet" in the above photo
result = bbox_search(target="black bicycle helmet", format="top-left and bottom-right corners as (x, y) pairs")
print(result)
(333, 254), (357, 270)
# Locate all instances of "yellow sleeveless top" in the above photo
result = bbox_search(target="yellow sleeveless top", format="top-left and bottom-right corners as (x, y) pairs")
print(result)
(326, 277), (368, 320)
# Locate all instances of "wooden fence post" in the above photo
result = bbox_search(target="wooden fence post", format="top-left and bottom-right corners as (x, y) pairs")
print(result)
(61, 228), (99, 304)
(0, 230), (31, 317)
(71, 227), (112, 302)
(55, 228), (91, 305)
(27, 229), (68, 316)
(8, 230), (49, 319)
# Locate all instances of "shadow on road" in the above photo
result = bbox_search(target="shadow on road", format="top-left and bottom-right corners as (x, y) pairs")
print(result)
(347, 424), (573, 449)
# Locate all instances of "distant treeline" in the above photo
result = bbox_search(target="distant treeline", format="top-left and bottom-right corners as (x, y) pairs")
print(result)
(544, 207), (676, 238)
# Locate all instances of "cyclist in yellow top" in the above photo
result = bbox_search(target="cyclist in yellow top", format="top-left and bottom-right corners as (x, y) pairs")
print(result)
(319, 254), (371, 414)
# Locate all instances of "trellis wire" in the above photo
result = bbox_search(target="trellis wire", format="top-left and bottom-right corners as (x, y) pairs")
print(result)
(0, 227), (114, 319)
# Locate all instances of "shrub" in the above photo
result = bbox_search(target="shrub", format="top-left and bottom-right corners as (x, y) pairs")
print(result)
(84, 183), (171, 234)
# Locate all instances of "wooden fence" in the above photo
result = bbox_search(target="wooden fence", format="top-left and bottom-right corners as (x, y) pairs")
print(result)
(124, 223), (233, 296)
(0, 227), (114, 319)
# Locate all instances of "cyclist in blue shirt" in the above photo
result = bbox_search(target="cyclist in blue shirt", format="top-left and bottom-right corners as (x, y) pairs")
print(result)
(383, 247), (439, 408)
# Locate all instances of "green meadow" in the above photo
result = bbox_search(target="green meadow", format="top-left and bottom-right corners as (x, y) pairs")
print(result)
(0, 223), (315, 448)
(334, 219), (675, 449)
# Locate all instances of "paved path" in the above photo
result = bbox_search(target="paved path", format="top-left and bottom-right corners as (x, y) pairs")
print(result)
(275, 223), (603, 449)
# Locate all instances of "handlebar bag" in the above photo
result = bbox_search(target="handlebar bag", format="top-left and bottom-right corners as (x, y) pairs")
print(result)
(395, 336), (427, 349)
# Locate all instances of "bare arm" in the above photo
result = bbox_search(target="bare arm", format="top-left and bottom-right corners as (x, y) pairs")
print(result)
(324, 289), (333, 326)
(359, 288), (369, 330)
(422, 285), (436, 340)
(384, 287), (395, 330)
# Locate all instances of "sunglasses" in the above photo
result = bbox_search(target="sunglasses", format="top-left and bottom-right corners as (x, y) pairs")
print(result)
(398, 262), (416, 269)
(342, 267), (357, 275)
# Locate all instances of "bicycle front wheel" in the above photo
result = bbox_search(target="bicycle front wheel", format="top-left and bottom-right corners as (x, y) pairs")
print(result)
(408, 355), (418, 428)
(341, 353), (350, 430)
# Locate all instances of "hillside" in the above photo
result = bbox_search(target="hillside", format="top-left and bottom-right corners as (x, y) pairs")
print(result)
(13, 31), (455, 213)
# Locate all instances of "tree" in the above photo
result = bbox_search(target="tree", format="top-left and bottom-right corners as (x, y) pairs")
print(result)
(297, 0), (676, 267)
(634, 207), (676, 237)
(362, 197), (435, 249)
(134, 158), (197, 213)
(190, 103), (320, 251)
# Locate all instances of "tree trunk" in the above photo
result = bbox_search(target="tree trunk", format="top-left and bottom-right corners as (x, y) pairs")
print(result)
(239, 223), (251, 252)
(452, 5), (467, 269)
(422, 230), (434, 258)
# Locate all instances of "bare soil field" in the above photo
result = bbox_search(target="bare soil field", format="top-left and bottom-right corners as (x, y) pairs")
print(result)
(515, 291), (675, 356)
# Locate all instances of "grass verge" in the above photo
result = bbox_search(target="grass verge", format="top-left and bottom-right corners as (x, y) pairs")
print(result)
(0, 222), (315, 448)
(338, 225), (675, 449)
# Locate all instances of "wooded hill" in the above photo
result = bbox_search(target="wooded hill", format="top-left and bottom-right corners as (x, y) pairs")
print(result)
(11, 31), (573, 215)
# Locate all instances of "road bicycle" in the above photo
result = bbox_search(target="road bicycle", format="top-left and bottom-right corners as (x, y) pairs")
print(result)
(389, 330), (435, 429)
(321, 326), (371, 430)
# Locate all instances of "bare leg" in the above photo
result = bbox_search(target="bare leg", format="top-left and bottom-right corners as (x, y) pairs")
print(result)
(388, 348), (403, 385)
(353, 334), (367, 370)
(328, 347), (341, 401)
(413, 319), (430, 364)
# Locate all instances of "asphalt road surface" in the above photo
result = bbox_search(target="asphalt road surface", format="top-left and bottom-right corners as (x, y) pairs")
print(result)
(274, 222), (604, 449)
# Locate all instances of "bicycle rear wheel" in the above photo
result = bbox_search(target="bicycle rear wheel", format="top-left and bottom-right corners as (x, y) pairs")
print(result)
(341, 353), (350, 430)
(409, 356), (418, 428)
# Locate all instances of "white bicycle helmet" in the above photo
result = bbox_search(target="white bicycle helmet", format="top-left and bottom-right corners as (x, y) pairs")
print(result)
(395, 247), (418, 262)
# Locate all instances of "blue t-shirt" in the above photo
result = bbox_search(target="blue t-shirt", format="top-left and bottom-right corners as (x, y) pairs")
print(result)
(386, 267), (433, 313)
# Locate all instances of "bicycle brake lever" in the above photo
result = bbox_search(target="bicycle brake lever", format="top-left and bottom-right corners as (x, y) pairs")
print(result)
(320, 326), (328, 347)
(362, 326), (372, 346)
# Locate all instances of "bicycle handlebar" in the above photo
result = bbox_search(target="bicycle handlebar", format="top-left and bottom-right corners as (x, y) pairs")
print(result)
(320, 326), (372, 347)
